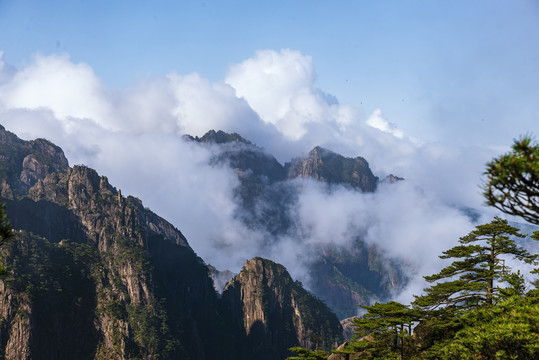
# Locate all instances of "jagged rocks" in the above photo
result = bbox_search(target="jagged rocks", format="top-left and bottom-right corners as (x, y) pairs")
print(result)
(0, 127), (69, 196)
(0, 126), (232, 359)
(0, 125), (346, 360)
(190, 130), (406, 318)
(285, 146), (379, 192)
(0, 281), (32, 360)
(222, 257), (343, 360)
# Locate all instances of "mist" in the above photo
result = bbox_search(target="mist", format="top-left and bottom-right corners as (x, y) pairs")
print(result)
(0, 49), (523, 305)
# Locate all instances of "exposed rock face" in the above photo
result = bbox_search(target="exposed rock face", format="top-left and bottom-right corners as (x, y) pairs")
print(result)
(0, 126), (236, 359)
(187, 130), (291, 235)
(285, 146), (379, 192)
(222, 257), (343, 360)
(0, 125), (69, 195)
(340, 317), (359, 341)
(381, 174), (405, 184)
(186, 129), (254, 145)
(309, 242), (406, 320)
(192, 130), (406, 319)
(0, 125), (344, 360)
(0, 281), (32, 360)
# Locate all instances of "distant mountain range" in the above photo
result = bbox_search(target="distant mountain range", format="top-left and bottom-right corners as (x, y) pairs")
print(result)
(1, 125), (536, 360)
(188, 130), (407, 319)
(0, 125), (342, 360)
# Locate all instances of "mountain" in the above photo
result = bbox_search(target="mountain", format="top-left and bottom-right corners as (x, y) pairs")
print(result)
(285, 146), (378, 192)
(222, 258), (342, 359)
(189, 130), (291, 235)
(190, 130), (407, 319)
(0, 125), (340, 360)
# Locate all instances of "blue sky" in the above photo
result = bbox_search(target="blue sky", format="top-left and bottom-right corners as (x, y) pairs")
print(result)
(1, 0), (538, 146)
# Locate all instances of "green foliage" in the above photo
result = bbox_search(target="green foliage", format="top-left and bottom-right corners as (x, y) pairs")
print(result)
(437, 296), (539, 359)
(344, 301), (418, 359)
(484, 136), (539, 225)
(0, 200), (14, 247)
(334, 136), (539, 359)
(499, 270), (527, 299)
(413, 217), (533, 312)
(126, 302), (181, 360)
(287, 347), (329, 360)
(1, 233), (99, 358)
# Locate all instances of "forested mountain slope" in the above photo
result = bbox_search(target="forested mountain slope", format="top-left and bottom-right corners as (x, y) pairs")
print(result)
(0, 125), (341, 360)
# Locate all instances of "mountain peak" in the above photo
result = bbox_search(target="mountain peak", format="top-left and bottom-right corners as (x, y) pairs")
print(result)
(285, 146), (379, 192)
(222, 257), (343, 358)
(186, 129), (253, 145)
(0, 125), (69, 196)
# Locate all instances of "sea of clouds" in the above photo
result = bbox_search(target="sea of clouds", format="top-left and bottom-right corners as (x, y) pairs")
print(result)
(0, 48), (527, 304)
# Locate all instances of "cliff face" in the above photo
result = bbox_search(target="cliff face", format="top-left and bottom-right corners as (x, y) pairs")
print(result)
(193, 130), (406, 318)
(285, 146), (379, 192)
(0, 126), (237, 359)
(0, 125), (344, 360)
(0, 124), (69, 199)
(222, 257), (343, 360)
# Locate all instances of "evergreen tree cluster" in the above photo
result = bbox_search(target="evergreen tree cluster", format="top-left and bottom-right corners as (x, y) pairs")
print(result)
(289, 136), (539, 359)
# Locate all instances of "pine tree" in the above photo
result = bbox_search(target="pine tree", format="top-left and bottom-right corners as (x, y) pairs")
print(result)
(484, 136), (539, 225)
(414, 217), (535, 312)
(286, 347), (328, 360)
(437, 296), (539, 359)
(342, 301), (418, 359)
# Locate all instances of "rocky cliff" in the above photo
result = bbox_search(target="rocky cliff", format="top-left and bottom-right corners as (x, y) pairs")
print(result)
(0, 125), (342, 359)
(188, 129), (291, 235)
(0, 125), (232, 359)
(191, 130), (406, 319)
(285, 146), (379, 192)
(222, 258), (343, 360)
(0, 127), (230, 358)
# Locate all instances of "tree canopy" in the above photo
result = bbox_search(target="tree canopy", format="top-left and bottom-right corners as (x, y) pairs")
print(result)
(287, 347), (328, 360)
(293, 135), (539, 359)
(484, 136), (539, 225)
(437, 296), (539, 359)
(348, 301), (418, 359)
(413, 217), (533, 312)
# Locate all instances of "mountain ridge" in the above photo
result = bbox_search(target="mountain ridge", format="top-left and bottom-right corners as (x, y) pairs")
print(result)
(0, 124), (343, 360)
(189, 129), (407, 318)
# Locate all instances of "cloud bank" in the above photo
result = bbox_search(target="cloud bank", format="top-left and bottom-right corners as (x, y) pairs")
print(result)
(0, 49), (513, 304)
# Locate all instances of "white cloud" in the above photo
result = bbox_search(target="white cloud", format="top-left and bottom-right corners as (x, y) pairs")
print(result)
(366, 108), (404, 139)
(0, 53), (116, 131)
(0, 49), (513, 308)
(225, 49), (351, 142)
(226, 49), (316, 125)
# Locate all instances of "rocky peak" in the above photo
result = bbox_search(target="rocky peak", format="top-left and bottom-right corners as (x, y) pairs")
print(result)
(222, 257), (342, 359)
(187, 129), (253, 145)
(285, 146), (379, 192)
(0, 126), (227, 359)
(0, 126), (69, 194)
(381, 174), (405, 184)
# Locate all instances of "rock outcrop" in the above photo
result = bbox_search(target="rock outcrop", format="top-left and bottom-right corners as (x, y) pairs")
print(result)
(285, 146), (379, 192)
(191, 130), (406, 319)
(222, 257), (343, 360)
(0, 125), (343, 360)
(0, 126), (236, 359)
